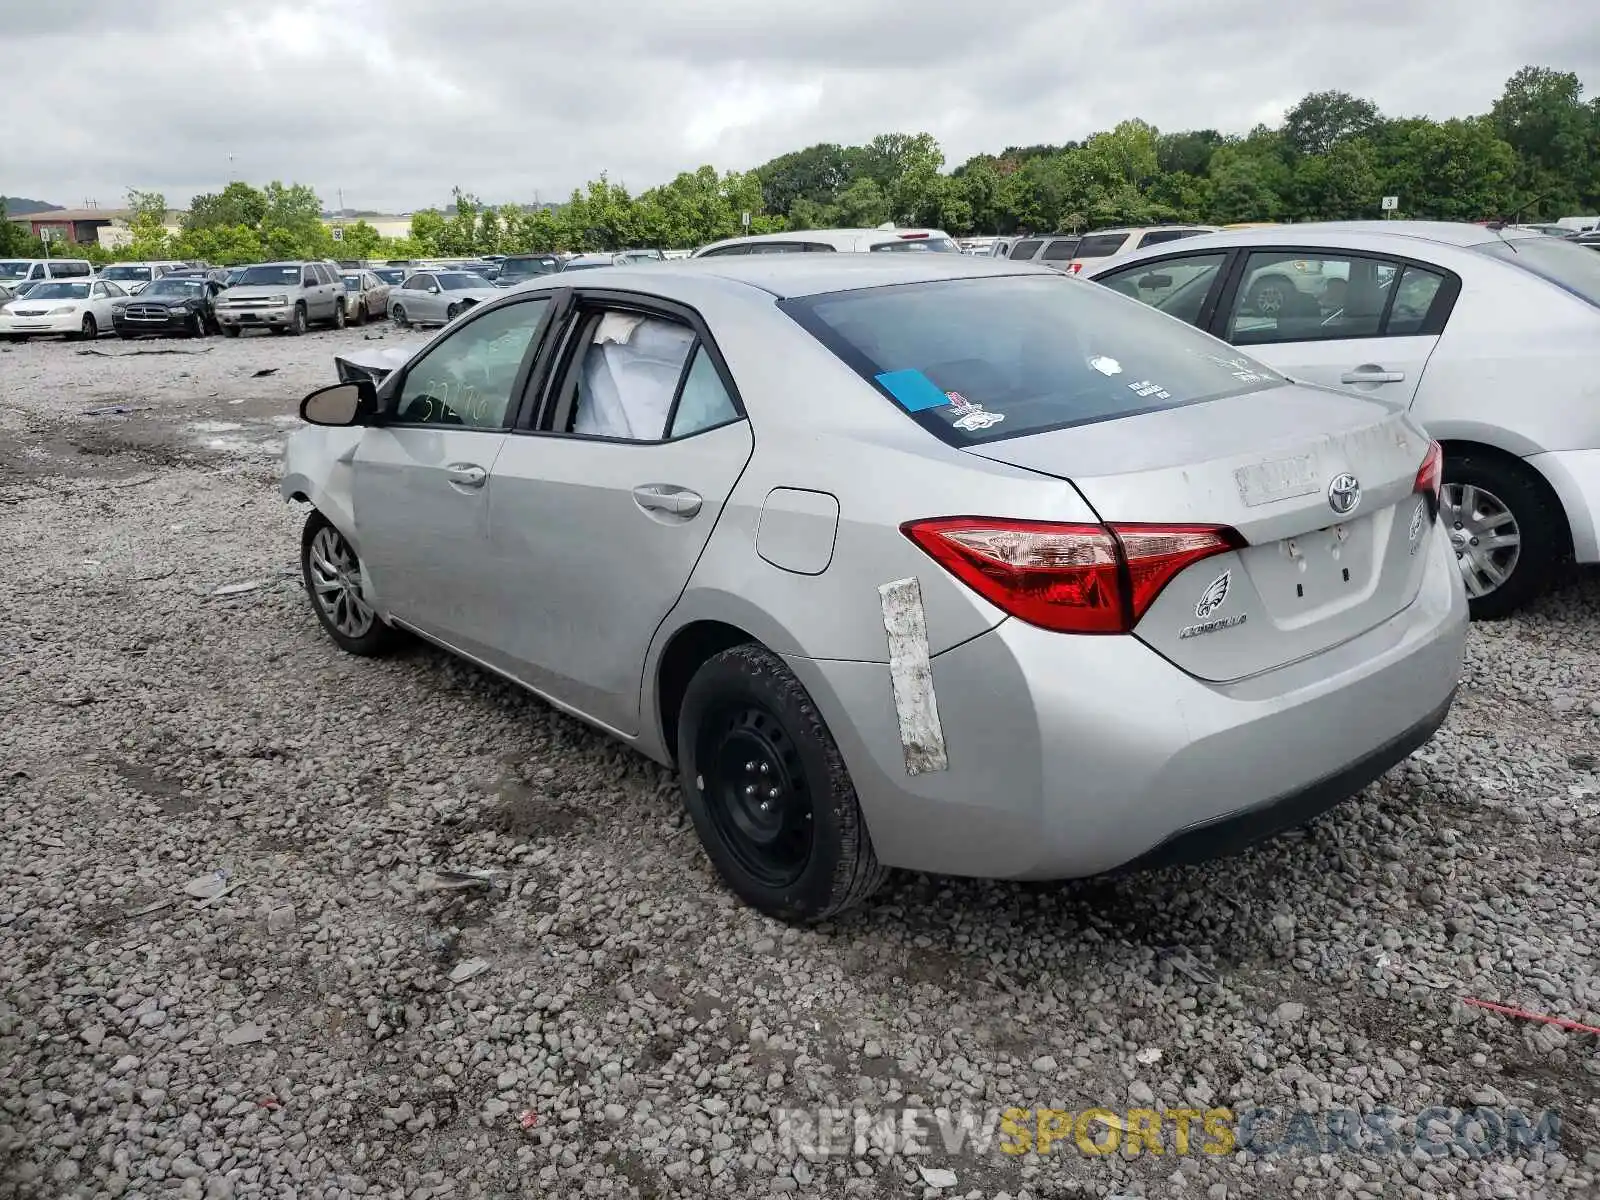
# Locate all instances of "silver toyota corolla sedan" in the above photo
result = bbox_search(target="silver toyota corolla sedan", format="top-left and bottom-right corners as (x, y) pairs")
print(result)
(281, 256), (1467, 922)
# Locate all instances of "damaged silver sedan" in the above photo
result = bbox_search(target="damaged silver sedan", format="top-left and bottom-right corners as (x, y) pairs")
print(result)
(281, 255), (1466, 922)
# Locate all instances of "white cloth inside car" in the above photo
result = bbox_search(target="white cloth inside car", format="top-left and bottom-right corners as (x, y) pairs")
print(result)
(573, 315), (695, 440)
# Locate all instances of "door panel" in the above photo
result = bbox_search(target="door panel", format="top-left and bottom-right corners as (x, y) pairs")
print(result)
(1239, 334), (1438, 407)
(351, 428), (508, 656)
(481, 422), (755, 732)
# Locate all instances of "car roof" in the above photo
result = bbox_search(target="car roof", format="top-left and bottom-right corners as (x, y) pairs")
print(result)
(511, 253), (1055, 300)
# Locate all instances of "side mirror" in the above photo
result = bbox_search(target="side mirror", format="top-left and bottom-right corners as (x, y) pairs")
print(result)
(427, 285), (440, 294)
(300, 380), (375, 427)
(1138, 273), (1173, 290)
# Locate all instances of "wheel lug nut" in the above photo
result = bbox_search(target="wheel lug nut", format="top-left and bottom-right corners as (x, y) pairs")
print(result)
(1453, 522), (1463, 529)
(767, 787), (780, 799)
(744, 784), (757, 797)
(1469, 537), (1478, 546)
(1455, 551), (1463, 559)
(758, 762), (769, 775)
(759, 801), (770, 812)
(744, 761), (756, 773)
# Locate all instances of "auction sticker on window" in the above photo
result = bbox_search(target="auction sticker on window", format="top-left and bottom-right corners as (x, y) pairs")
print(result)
(875, 369), (951, 412)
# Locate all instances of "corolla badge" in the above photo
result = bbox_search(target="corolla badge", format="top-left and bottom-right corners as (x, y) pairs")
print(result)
(1194, 570), (1230, 619)
(1179, 569), (1247, 639)
(1327, 473), (1362, 516)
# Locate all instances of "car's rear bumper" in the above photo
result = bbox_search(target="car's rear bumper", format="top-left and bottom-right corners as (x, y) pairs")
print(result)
(1525, 448), (1600, 564)
(785, 521), (1467, 881)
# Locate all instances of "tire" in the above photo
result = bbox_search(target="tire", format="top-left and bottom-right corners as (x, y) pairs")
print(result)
(676, 643), (888, 923)
(391, 304), (410, 329)
(222, 325), (241, 338)
(187, 314), (205, 338)
(446, 302), (462, 321)
(288, 303), (308, 336)
(351, 301), (366, 326)
(332, 301), (346, 330)
(1246, 274), (1293, 316)
(76, 313), (98, 341)
(1442, 451), (1564, 620)
(300, 511), (397, 656)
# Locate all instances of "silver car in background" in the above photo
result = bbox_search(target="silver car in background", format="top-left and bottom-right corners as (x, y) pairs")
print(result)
(1089, 220), (1600, 616)
(387, 270), (500, 328)
(282, 256), (1465, 922)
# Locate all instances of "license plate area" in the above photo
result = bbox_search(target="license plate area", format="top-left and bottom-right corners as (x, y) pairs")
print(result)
(1242, 515), (1379, 623)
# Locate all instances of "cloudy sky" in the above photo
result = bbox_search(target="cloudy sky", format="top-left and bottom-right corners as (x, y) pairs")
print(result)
(9, 0), (1599, 215)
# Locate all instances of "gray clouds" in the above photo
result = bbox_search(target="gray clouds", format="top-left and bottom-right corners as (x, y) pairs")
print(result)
(7, 0), (1597, 213)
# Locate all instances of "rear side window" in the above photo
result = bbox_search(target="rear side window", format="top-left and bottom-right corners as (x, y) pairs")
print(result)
(55, 261), (91, 278)
(697, 244), (750, 257)
(1073, 233), (1132, 258)
(1137, 229), (1204, 249)
(1474, 237), (1600, 308)
(1008, 239), (1044, 260)
(746, 242), (835, 254)
(781, 275), (1284, 445)
(1039, 238), (1080, 261)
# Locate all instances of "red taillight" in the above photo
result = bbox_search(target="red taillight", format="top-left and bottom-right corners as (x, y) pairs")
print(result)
(1067, 262), (1084, 274)
(1414, 440), (1443, 514)
(901, 517), (1243, 634)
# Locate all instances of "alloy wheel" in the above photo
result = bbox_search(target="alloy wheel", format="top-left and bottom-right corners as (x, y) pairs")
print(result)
(307, 525), (376, 638)
(1442, 481), (1521, 598)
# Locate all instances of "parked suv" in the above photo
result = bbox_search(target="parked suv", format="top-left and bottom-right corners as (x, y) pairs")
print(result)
(0, 258), (95, 293)
(1008, 226), (1219, 274)
(214, 261), (346, 336)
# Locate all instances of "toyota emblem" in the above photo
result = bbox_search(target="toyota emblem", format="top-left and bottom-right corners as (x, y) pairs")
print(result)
(1327, 473), (1361, 515)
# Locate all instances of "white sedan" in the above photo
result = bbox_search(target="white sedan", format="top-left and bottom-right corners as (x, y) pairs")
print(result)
(1090, 221), (1600, 618)
(0, 278), (127, 340)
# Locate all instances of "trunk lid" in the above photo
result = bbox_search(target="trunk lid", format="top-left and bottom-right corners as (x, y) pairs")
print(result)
(964, 385), (1435, 680)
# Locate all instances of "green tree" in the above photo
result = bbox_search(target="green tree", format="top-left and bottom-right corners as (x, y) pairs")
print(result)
(753, 143), (858, 217)
(122, 189), (173, 259)
(1281, 90), (1383, 158)
(1206, 145), (1288, 223)
(409, 210), (446, 253)
(1491, 66), (1597, 213)
(1375, 117), (1517, 221)
(833, 178), (891, 227)
(0, 200), (32, 256)
(184, 182), (268, 233)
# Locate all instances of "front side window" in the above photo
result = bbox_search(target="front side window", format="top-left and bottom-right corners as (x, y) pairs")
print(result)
(1040, 238), (1080, 262)
(439, 273), (490, 291)
(1096, 253), (1228, 327)
(0, 261), (28, 281)
(697, 244), (749, 257)
(1226, 252), (1393, 344)
(393, 298), (550, 429)
(1008, 240), (1043, 260)
(782, 274), (1284, 446)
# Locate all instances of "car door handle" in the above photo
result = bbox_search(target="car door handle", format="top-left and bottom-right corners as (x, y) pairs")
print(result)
(632, 484), (702, 517)
(1340, 366), (1405, 384)
(445, 463), (487, 488)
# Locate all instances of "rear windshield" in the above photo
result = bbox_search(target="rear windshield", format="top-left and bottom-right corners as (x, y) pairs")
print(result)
(1074, 233), (1132, 258)
(780, 274), (1283, 445)
(1474, 236), (1600, 307)
(501, 257), (559, 277)
(868, 236), (961, 253)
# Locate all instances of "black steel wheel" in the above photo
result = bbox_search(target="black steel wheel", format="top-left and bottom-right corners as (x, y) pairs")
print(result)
(677, 643), (888, 922)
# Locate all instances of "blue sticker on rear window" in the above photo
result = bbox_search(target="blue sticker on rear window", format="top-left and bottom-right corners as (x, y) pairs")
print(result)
(875, 369), (950, 413)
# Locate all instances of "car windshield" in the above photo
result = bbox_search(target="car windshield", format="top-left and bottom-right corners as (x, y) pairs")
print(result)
(142, 278), (204, 296)
(867, 236), (962, 254)
(1473, 235), (1600, 308)
(233, 265), (302, 286)
(781, 274), (1284, 446)
(25, 282), (91, 300)
(102, 265), (151, 280)
(0, 261), (29, 280)
(372, 268), (404, 284)
(437, 273), (490, 290)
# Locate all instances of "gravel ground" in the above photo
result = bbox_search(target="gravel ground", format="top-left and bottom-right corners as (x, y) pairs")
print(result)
(1, 327), (1597, 1200)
